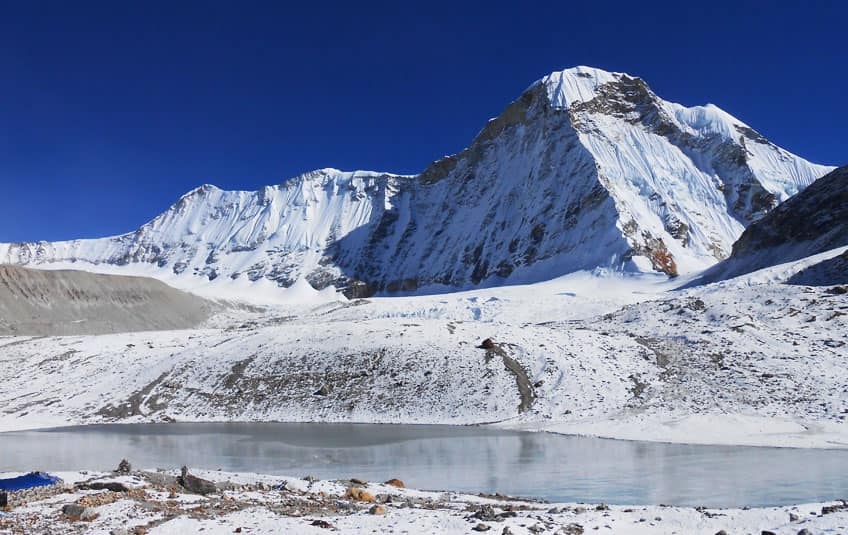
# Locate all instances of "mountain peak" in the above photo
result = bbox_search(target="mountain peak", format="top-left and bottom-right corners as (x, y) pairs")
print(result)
(179, 183), (222, 201)
(539, 67), (754, 138)
(540, 66), (638, 109)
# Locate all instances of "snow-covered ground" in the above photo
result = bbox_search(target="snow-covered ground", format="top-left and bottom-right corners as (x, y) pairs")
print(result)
(1, 468), (847, 535)
(1, 248), (846, 450)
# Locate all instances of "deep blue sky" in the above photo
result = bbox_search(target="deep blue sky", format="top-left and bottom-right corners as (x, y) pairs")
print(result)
(1, 1), (845, 241)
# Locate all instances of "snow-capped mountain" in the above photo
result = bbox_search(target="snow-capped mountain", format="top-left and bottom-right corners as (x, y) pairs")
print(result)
(0, 66), (833, 298)
(0, 169), (408, 298)
(351, 66), (831, 289)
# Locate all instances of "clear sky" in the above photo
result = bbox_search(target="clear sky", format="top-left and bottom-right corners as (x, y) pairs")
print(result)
(1, 1), (844, 241)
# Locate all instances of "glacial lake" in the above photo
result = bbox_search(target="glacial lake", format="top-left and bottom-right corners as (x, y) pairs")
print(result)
(2, 422), (847, 507)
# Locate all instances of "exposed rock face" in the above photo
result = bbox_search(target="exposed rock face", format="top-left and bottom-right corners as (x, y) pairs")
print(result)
(695, 165), (848, 283)
(0, 265), (217, 335)
(0, 67), (831, 296)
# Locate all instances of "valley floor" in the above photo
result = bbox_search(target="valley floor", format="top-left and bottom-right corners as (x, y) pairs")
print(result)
(1, 255), (847, 449)
(2, 468), (847, 535)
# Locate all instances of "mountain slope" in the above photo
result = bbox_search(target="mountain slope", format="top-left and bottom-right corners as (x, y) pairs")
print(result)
(0, 265), (218, 335)
(0, 170), (410, 297)
(694, 165), (848, 284)
(338, 67), (832, 291)
(0, 67), (833, 299)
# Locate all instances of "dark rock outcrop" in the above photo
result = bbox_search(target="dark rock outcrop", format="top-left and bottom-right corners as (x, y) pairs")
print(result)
(178, 466), (217, 495)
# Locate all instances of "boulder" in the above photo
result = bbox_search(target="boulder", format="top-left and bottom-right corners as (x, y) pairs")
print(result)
(472, 505), (499, 521)
(344, 487), (375, 502)
(115, 459), (132, 474)
(76, 481), (130, 492)
(141, 471), (179, 488)
(384, 478), (405, 488)
(178, 466), (217, 495)
(62, 504), (85, 518)
(822, 502), (848, 515)
(61, 504), (98, 521)
(313, 385), (332, 396)
(478, 338), (496, 350)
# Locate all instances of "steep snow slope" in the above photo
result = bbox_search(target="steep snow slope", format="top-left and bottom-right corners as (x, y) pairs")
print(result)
(788, 248), (848, 286)
(0, 170), (409, 298)
(695, 165), (848, 284)
(0, 265), (218, 335)
(0, 67), (832, 299)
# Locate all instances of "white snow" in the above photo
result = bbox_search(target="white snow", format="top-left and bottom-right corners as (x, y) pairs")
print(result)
(542, 65), (622, 108)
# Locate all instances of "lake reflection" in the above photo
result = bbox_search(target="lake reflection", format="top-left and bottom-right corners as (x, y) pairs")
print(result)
(1, 422), (846, 507)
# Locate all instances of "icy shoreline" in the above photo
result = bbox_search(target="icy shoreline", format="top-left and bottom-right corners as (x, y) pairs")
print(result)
(1, 467), (846, 534)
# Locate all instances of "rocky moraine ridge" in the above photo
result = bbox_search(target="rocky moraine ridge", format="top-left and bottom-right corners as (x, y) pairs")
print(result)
(0, 67), (832, 297)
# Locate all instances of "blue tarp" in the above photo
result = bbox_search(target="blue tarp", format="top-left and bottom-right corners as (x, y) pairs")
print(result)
(0, 472), (60, 491)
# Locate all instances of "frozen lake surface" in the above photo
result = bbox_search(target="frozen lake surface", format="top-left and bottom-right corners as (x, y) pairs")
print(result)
(2, 422), (847, 507)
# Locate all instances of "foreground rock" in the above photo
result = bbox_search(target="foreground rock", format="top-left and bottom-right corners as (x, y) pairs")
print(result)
(0, 467), (847, 534)
(177, 466), (217, 495)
